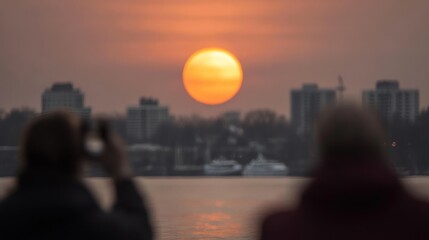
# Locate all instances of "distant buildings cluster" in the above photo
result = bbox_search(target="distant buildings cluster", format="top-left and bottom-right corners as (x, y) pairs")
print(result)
(41, 83), (170, 143)
(40, 79), (419, 140)
(291, 79), (419, 136)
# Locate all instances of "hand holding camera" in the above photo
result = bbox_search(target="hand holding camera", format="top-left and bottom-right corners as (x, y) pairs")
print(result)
(81, 119), (133, 180)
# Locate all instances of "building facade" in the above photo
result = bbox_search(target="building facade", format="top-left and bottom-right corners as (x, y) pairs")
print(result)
(126, 98), (170, 142)
(291, 84), (337, 135)
(362, 80), (419, 122)
(42, 83), (91, 118)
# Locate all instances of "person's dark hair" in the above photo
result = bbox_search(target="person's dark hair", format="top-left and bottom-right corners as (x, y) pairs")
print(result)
(19, 110), (83, 176)
(315, 102), (388, 166)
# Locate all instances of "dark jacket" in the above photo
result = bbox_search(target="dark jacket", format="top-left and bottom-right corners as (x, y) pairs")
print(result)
(261, 160), (429, 240)
(0, 171), (153, 240)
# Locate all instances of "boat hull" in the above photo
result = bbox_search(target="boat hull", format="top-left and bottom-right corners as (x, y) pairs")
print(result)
(204, 166), (243, 176)
(242, 169), (288, 176)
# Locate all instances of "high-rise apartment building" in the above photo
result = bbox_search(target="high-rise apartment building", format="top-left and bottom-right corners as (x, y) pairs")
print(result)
(126, 98), (170, 142)
(42, 83), (91, 118)
(362, 80), (419, 122)
(291, 84), (337, 135)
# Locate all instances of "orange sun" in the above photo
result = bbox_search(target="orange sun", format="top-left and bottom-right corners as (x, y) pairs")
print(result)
(183, 48), (243, 105)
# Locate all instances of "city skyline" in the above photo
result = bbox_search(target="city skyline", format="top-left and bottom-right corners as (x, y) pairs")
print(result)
(0, 73), (425, 119)
(1, 0), (429, 116)
(0, 80), (424, 121)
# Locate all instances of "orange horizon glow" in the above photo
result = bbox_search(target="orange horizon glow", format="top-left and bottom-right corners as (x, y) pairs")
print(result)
(183, 48), (243, 105)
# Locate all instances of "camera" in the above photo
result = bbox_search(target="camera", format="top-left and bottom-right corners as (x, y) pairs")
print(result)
(80, 118), (109, 159)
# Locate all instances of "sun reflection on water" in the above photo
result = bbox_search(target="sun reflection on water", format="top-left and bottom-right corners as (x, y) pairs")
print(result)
(191, 212), (242, 239)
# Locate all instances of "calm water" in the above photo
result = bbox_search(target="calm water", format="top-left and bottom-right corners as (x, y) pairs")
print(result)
(1, 177), (429, 239)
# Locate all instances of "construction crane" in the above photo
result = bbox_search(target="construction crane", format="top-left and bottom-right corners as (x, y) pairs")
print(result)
(337, 75), (346, 100)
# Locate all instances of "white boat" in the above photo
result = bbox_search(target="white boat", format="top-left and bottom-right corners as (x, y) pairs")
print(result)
(204, 157), (243, 176)
(243, 154), (288, 176)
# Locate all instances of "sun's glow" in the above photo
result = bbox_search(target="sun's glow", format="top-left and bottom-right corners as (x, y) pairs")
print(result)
(183, 48), (243, 105)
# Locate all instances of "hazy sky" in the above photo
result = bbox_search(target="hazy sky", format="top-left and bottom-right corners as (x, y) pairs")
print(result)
(1, 0), (428, 117)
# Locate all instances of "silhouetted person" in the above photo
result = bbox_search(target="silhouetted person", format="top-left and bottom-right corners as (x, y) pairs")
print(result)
(260, 103), (429, 240)
(0, 111), (153, 240)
